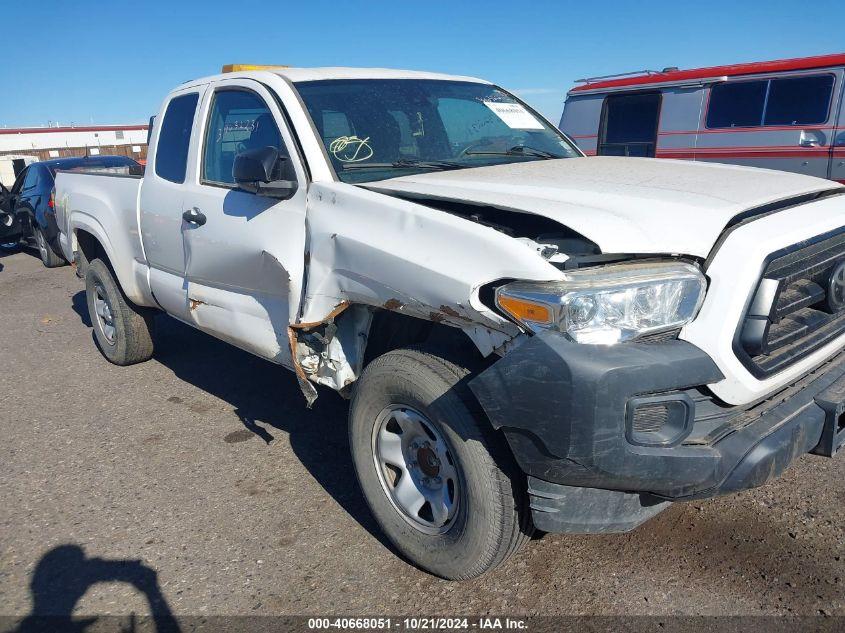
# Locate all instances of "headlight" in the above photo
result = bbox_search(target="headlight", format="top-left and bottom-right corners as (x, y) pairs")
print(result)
(495, 262), (706, 344)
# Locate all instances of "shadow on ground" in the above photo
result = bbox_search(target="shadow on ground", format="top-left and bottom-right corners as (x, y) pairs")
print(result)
(71, 291), (92, 327)
(67, 302), (390, 550)
(153, 315), (392, 547)
(10, 544), (179, 633)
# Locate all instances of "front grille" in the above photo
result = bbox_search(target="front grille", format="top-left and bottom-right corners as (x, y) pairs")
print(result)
(738, 229), (845, 377)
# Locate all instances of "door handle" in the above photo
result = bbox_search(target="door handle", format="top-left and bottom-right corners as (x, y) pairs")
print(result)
(799, 138), (820, 147)
(182, 207), (207, 226)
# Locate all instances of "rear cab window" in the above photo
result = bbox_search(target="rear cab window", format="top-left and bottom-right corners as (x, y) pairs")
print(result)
(155, 92), (200, 183)
(706, 74), (834, 128)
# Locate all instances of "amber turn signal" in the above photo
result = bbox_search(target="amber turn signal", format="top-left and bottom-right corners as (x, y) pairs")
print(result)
(496, 295), (552, 324)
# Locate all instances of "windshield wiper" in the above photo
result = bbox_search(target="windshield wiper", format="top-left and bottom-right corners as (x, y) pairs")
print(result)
(341, 159), (464, 171)
(464, 145), (562, 159)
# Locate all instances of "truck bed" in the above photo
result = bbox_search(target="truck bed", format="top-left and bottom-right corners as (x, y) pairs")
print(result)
(55, 170), (153, 306)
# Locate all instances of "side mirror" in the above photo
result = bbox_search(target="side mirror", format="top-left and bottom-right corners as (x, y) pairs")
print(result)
(233, 146), (298, 199)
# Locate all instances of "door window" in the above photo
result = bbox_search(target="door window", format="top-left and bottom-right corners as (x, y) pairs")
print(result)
(707, 75), (834, 128)
(202, 90), (290, 186)
(155, 92), (199, 183)
(599, 92), (661, 157)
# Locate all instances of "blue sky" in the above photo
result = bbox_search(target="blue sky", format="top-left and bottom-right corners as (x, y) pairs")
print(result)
(3, 0), (844, 128)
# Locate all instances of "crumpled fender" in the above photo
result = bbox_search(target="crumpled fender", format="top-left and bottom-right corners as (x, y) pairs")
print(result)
(299, 182), (564, 355)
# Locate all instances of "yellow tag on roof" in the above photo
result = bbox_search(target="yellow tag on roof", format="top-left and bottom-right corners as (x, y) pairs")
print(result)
(222, 64), (290, 73)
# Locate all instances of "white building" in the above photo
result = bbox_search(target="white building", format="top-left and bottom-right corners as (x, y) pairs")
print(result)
(0, 124), (149, 185)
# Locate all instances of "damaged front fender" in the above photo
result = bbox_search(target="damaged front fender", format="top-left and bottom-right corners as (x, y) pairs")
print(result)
(287, 182), (570, 405)
(299, 182), (564, 352)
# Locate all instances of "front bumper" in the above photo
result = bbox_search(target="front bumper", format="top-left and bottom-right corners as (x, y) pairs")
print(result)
(469, 331), (845, 528)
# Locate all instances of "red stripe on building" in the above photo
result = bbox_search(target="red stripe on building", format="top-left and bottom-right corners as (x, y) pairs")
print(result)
(0, 124), (148, 135)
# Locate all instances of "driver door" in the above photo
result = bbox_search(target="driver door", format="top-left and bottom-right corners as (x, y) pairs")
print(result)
(178, 78), (309, 367)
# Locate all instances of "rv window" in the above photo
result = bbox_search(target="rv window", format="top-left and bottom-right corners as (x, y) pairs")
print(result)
(706, 81), (767, 128)
(764, 75), (834, 126)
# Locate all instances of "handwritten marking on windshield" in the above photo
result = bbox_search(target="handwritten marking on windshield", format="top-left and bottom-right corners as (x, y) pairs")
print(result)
(329, 136), (374, 162)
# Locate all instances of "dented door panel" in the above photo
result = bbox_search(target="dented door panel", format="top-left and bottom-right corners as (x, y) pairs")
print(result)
(180, 78), (310, 365)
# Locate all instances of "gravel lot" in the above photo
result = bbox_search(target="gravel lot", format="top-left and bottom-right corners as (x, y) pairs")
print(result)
(1, 247), (844, 619)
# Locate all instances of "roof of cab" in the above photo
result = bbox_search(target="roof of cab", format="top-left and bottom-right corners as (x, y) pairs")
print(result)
(569, 52), (845, 95)
(183, 66), (491, 88)
(272, 66), (490, 83)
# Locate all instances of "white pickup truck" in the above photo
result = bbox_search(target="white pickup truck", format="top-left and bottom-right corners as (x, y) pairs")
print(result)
(55, 66), (845, 579)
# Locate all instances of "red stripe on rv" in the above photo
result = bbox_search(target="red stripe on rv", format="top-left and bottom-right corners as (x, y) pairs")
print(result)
(570, 52), (845, 93)
(656, 150), (832, 159)
(658, 126), (842, 136)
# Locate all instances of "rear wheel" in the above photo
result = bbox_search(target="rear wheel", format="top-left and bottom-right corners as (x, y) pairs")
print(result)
(85, 258), (155, 365)
(34, 225), (66, 268)
(349, 347), (531, 579)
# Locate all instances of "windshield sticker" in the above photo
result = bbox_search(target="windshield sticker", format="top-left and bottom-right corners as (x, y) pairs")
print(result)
(483, 101), (544, 130)
(411, 112), (425, 137)
(329, 136), (374, 162)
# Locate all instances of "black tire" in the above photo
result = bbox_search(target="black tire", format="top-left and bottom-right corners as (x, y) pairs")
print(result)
(349, 347), (531, 580)
(34, 225), (66, 268)
(85, 258), (155, 365)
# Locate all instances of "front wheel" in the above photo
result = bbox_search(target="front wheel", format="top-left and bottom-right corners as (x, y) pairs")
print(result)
(349, 348), (531, 579)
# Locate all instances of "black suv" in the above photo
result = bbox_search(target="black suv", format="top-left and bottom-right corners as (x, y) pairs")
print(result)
(0, 155), (141, 267)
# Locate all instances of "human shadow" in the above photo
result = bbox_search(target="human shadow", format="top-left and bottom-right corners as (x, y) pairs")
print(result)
(12, 544), (179, 633)
(150, 315), (392, 550)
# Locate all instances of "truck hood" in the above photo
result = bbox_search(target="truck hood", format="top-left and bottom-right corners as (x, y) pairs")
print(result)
(367, 156), (840, 258)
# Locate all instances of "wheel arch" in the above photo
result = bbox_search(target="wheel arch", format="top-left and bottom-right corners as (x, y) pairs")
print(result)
(287, 302), (498, 406)
(72, 221), (155, 307)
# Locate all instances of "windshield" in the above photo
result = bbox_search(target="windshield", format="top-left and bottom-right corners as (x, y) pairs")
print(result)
(294, 79), (580, 183)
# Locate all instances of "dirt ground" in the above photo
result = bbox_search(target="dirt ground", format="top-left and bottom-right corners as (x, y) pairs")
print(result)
(1, 247), (843, 619)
